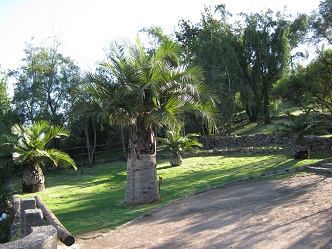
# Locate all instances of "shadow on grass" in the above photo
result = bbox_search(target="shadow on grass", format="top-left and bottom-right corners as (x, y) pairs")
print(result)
(9, 152), (331, 234)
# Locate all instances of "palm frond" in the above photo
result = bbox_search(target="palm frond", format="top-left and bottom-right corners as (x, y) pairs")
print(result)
(9, 121), (76, 170)
(84, 36), (219, 131)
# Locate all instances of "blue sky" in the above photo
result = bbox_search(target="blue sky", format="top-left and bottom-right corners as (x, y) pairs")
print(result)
(0, 0), (321, 75)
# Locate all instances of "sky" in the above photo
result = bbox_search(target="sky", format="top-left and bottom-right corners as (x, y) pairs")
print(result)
(0, 0), (322, 75)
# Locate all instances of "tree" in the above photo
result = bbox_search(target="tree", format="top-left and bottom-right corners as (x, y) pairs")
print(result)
(275, 49), (332, 115)
(157, 124), (202, 166)
(236, 10), (308, 123)
(311, 0), (332, 44)
(276, 110), (329, 159)
(0, 67), (18, 139)
(9, 120), (77, 192)
(70, 92), (103, 168)
(0, 67), (10, 119)
(84, 37), (218, 204)
(176, 5), (241, 135)
(10, 39), (81, 125)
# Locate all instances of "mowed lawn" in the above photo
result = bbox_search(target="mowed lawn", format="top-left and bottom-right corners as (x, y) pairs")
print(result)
(10, 152), (330, 234)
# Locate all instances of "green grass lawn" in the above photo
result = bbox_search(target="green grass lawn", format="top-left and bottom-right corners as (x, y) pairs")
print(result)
(10, 151), (331, 235)
(233, 121), (277, 135)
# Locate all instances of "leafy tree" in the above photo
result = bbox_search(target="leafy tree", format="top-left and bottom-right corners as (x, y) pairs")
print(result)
(176, 5), (241, 135)
(84, 37), (218, 204)
(8, 120), (77, 192)
(235, 10), (308, 123)
(157, 124), (202, 166)
(0, 67), (10, 119)
(9, 39), (81, 125)
(0, 67), (20, 171)
(70, 91), (104, 168)
(276, 110), (330, 159)
(311, 0), (332, 44)
(275, 49), (332, 115)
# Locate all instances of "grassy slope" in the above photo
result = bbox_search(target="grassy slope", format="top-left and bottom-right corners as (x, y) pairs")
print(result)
(10, 152), (330, 234)
(9, 114), (331, 234)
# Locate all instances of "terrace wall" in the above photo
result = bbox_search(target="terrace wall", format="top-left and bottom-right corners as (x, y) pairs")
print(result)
(209, 133), (332, 152)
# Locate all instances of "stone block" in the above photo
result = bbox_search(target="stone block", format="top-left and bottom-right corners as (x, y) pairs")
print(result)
(24, 209), (43, 237)
(20, 198), (36, 238)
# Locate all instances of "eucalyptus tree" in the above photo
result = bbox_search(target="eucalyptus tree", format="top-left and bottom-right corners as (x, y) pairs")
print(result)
(235, 10), (309, 123)
(84, 37), (218, 204)
(275, 49), (332, 115)
(10, 39), (81, 126)
(0, 67), (12, 133)
(70, 91), (104, 168)
(311, 0), (332, 44)
(176, 5), (241, 135)
(0, 67), (10, 117)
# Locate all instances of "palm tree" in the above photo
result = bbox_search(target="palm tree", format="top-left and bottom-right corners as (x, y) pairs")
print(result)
(277, 110), (330, 159)
(85, 37), (218, 204)
(157, 124), (203, 166)
(10, 120), (77, 192)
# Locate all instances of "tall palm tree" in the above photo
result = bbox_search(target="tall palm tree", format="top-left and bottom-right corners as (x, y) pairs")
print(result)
(85, 37), (219, 204)
(10, 120), (77, 192)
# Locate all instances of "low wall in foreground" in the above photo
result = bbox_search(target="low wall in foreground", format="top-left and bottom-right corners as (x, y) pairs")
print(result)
(0, 197), (58, 249)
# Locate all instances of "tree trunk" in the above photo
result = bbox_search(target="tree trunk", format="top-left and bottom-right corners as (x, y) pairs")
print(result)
(22, 164), (45, 193)
(120, 124), (127, 161)
(170, 154), (183, 166)
(246, 105), (258, 123)
(124, 123), (160, 205)
(84, 115), (97, 168)
(293, 144), (310, 159)
(263, 84), (271, 124)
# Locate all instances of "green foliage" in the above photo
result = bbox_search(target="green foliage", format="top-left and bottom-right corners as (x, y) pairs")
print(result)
(176, 6), (240, 135)
(0, 67), (10, 116)
(85, 36), (219, 131)
(0, 184), (11, 243)
(9, 39), (81, 125)
(157, 124), (203, 156)
(276, 49), (332, 114)
(236, 10), (308, 124)
(311, 0), (332, 44)
(276, 110), (330, 145)
(9, 120), (77, 170)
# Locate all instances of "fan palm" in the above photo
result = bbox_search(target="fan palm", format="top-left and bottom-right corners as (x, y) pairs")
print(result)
(277, 110), (330, 159)
(157, 124), (203, 166)
(10, 120), (77, 192)
(84, 37), (219, 204)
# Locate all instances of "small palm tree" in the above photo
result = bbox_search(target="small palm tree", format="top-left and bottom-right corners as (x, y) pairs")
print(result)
(276, 110), (330, 159)
(10, 120), (77, 192)
(157, 124), (203, 166)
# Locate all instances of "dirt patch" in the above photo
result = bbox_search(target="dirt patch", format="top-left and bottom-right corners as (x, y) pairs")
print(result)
(59, 174), (332, 249)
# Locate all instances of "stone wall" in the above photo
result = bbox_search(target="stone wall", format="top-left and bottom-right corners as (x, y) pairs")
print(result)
(209, 133), (332, 152)
(0, 197), (57, 249)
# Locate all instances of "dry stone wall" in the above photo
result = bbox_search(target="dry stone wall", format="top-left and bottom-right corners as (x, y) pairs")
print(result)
(209, 133), (332, 152)
(0, 197), (57, 249)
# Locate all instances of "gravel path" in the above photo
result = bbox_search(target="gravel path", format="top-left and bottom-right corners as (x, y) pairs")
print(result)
(59, 174), (332, 249)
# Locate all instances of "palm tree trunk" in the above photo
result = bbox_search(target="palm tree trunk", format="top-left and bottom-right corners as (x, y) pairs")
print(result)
(170, 153), (183, 166)
(124, 124), (160, 205)
(22, 164), (45, 193)
(293, 144), (310, 159)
